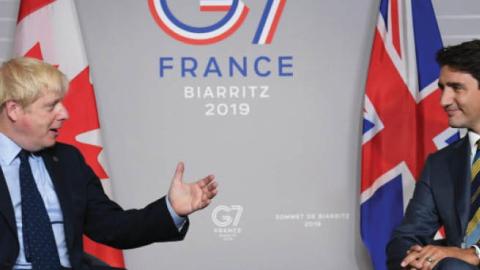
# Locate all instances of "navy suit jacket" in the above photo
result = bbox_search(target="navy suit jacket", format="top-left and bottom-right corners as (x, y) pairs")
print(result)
(0, 143), (189, 270)
(386, 136), (473, 269)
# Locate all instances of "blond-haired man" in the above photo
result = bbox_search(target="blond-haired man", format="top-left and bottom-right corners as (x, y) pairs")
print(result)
(0, 57), (217, 270)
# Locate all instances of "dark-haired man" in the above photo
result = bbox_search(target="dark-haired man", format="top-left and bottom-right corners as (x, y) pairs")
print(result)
(387, 40), (480, 270)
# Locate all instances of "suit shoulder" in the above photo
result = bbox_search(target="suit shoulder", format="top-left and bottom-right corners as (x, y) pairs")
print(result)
(46, 142), (82, 157)
(428, 137), (467, 160)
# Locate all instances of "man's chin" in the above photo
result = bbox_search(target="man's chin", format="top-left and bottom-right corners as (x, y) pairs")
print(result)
(43, 139), (57, 149)
(448, 118), (465, 129)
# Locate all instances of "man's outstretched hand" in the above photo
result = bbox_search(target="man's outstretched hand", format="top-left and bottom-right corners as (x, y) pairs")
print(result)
(168, 162), (218, 216)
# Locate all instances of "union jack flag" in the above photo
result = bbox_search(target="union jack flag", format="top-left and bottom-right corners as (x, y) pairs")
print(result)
(360, 0), (462, 269)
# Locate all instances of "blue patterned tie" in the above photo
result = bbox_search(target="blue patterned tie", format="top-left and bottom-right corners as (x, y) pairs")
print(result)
(19, 150), (62, 270)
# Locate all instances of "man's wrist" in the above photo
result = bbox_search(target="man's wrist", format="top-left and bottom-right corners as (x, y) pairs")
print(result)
(166, 196), (186, 230)
(470, 245), (480, 265)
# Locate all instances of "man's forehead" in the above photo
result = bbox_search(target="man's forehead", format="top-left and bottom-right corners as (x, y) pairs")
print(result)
(438, 66), (480, 90)
(440, 66), (472, 79)
(40, 87), (64, 97)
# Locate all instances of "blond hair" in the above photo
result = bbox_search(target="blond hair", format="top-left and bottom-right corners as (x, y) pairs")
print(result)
(0, 57), (68, 108)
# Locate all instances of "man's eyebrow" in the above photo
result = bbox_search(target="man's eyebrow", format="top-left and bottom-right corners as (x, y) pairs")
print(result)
(446, 82), (463, 88)
(46, 98), (61, 106)
(437, 82), (463, 88)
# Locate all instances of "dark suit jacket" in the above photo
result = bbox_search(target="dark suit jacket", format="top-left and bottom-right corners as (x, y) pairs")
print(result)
(386, 136), (473, 269)
(0, 143), (189, 270)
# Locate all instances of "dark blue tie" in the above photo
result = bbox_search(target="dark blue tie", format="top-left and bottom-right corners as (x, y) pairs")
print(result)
(19, 150), (62, 270)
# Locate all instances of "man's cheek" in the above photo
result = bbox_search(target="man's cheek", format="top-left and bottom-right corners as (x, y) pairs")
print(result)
(16, 119), (32, 131)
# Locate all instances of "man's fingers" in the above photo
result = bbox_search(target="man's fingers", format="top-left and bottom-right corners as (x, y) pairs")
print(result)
(173, 162), (185, 183)
(428, 258), (439, 270)
(417, 254), (435, 270)
(207, 187), (218, 199)
(411, 245), (423, 252)
(201, 199), (211, 209)
(207, 180), (218, 191)
(402, 245), (425, 267)
(402, 249), (425, 268)
(413, 250), (434, 269)
(403, 245), (443, 270)
(204, 181), (218, 200)
(401, 253), (418, 267)
(198, 175), (215, 188)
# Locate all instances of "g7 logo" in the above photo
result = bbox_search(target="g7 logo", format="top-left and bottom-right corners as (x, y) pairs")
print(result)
(211, 205), (243, 227)
(148, 0), (286, 45)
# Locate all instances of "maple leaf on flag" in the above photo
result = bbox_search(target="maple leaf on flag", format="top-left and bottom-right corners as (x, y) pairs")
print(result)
(57, 67), (108, 179)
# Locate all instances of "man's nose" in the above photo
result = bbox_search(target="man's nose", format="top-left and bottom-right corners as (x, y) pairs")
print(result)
(57, 102), (69, 120)
(440, 88), (453, 108)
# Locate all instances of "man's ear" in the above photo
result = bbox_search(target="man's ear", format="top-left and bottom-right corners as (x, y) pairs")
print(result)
(4, 100), (23, 122)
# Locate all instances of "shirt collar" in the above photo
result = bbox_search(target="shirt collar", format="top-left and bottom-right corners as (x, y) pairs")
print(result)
(0, 132), (22, 166)
(468, 130), (480, 156)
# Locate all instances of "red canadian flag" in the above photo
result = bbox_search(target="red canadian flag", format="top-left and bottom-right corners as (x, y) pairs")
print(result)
(13, 0), (125, 267)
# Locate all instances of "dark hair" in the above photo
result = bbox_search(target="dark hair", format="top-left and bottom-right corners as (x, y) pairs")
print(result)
(436, 39), (480, 84)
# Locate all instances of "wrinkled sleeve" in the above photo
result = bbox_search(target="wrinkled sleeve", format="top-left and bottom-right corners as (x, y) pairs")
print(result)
(386, 156), (441, 270)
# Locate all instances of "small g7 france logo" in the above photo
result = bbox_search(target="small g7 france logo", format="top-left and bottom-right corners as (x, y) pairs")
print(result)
(211, 205), (243, 227)
(148, 0), (286, 45)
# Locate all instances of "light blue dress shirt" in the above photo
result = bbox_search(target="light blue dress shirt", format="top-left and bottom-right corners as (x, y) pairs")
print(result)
(0, 133), (185, 269)
(0, 133), (70, 269)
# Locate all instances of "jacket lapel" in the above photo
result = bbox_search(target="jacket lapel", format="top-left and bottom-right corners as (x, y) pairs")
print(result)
(41, 149), (75, 253)
(451, 137), (471, 236)
(0, 167), (16, 236)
